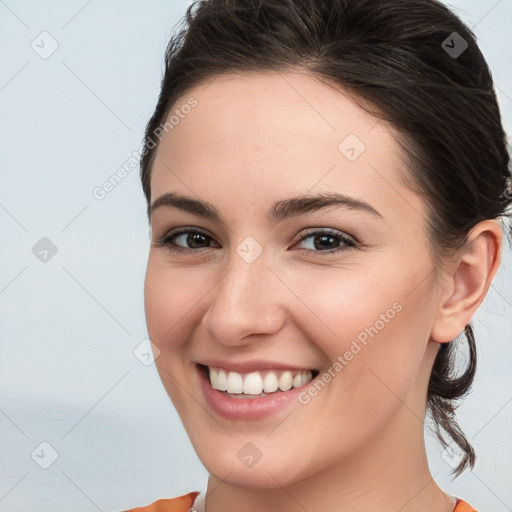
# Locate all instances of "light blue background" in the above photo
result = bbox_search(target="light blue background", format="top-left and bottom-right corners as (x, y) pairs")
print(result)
(0, 1), (511, 511)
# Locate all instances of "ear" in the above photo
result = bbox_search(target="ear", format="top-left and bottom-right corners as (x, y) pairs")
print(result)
(430, 219), (503, 344)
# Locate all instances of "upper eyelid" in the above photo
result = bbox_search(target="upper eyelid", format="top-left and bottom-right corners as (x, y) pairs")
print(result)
(297, 227), (356, 242)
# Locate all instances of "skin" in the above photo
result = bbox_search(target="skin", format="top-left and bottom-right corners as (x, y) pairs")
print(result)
(143, 70), (503, 512)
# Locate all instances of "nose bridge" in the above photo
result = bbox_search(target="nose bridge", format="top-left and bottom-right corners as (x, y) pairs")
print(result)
(202, 238), (283, 342)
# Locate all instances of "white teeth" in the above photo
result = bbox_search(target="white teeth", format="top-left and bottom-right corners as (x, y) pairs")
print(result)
(207, 366), (315, 395)
(263, 372), (279, 392)
(217, 369), (228, 391)
(226, 371), (243, 393)
(210, 368), (218, 389)
(278, 370), (293, 391)
(243, 372), (263, 394)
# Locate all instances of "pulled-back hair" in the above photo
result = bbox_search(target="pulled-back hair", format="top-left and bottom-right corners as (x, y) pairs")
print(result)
(140, 0), (512, 476)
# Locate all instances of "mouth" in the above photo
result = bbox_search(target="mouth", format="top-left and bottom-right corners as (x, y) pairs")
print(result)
(198, 364), (320, 399)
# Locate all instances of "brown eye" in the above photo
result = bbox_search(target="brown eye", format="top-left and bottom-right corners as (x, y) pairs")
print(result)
(295, 229), (357, 255)
(153, 228), (217, 254)
(173, 231), (211, 249)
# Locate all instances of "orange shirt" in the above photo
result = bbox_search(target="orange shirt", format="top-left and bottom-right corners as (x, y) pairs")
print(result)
(121, 491), (199, 512)
(122, 491), (478, 511)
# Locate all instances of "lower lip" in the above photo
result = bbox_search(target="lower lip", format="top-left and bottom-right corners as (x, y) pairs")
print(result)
(197, 365), (315, 421)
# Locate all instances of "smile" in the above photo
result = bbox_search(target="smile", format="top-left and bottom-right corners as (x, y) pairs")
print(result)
(196, 362), (322, 420)
(206, 366), (319, 397)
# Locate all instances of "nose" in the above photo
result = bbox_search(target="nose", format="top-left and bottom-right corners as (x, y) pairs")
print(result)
(201, 245), (285, 347)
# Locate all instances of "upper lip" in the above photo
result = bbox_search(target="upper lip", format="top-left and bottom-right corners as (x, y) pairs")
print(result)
(197, 359), (318, 374)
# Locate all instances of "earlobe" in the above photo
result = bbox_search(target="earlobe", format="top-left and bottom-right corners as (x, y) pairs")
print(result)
(430, 220), (503, 344)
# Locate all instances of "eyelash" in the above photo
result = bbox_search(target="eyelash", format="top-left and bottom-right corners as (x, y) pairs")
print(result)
(153, 227), (358, 256)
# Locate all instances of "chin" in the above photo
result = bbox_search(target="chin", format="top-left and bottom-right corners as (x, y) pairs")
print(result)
(207, 460), (301, 489)
(192, 439), (317, 490)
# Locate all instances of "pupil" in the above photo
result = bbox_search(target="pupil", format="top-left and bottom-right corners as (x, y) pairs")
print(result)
(188, 233), (207, 248)
(315, 235), (336, 250)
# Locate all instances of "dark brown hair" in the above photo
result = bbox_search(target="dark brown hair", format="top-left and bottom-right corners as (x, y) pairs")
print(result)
(139, 0), (512, 476)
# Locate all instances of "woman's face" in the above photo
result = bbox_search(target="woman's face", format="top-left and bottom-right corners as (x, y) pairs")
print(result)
(144, 71), (443, 488)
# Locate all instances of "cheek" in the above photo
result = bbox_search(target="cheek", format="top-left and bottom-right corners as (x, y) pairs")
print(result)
(144, 259), (204, 413)
(289, 263), (408, 352)
(143, 257), (203, 350)
(291, 263), (431, 404)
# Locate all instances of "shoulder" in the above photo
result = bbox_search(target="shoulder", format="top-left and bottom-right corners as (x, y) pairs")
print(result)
(454, 498), (479, 512)
(120, 491), (201, 512)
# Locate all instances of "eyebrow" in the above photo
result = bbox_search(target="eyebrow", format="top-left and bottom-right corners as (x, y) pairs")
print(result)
(149, 191), (384, 224)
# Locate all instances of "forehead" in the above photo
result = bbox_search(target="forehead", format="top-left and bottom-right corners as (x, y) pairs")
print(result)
(150, 70), (426, 226)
